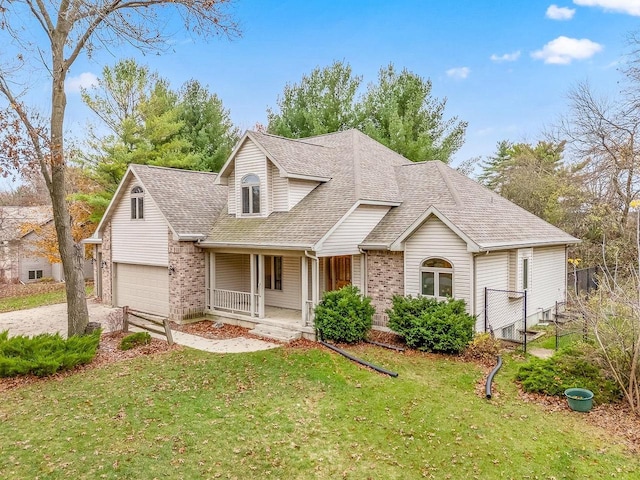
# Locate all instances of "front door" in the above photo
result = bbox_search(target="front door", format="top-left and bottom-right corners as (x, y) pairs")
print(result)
(327, 255), (352, 291)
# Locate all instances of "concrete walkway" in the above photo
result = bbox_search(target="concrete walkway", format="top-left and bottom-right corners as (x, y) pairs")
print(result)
(163, 330), (279, 353)
(0, 302), (280, 354)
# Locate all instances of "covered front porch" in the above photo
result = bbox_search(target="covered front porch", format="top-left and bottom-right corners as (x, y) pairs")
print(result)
(204, 251), (364, 334)
(204, 251), (320, 329)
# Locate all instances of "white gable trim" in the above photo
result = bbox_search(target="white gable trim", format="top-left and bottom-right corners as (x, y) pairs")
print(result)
(313, 202), (360, 252)
(215, 131), (331, 184)
(389, 206), (481, 253)
(92, 166), (178, 241)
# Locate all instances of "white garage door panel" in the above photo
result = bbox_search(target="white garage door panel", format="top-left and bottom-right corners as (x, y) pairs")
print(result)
(115, 263), (169, 316)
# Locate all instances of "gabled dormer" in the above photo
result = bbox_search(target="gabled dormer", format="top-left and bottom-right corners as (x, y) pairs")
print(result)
(215, 131), (332, 218)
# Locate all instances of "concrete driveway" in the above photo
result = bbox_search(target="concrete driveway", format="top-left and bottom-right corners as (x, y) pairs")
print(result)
(0, 301), (119, 338)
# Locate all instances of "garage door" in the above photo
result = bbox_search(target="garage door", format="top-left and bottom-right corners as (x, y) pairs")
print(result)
(115, 263), (169, 316)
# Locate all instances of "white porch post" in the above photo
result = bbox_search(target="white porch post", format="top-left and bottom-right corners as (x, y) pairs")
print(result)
(258, 254), (265, 318)
(311, 257), (319, 306)
(301, 256), (309, 326)
(250, 254), (256, 318)
(207, 252), (216, 310)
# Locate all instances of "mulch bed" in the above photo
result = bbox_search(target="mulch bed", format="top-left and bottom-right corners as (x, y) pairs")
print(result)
(170, 320), (280, 343)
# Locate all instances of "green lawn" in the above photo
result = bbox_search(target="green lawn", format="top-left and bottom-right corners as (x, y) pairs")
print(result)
(1, 345), (637, 479)
(0, 285), (94, 313)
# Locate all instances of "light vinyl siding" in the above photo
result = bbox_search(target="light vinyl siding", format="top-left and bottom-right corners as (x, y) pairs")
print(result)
(270, 162), (289, 212)
(352, 254), (363, 290)
(317, 205), (390, 257)
(215, 253), (250, 292)
(19, 256), (52, 283)
(112, 179), (169, 266)
(404, 216), (471, 310)
(265, 256), (301, 310)
(474, 251), (510, 332)
(234, 140), (268, 217)
(288, 179), (319, 210)
(19, 231), (52, 282)
(529, 246), (567, 321)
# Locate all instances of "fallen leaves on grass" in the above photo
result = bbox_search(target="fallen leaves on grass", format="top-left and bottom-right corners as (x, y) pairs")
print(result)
(0, 282), (65, 299)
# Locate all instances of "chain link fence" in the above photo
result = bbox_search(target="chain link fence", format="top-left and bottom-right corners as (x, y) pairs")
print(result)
(553, 301), (587, 350)
(484, 287), (527, 351)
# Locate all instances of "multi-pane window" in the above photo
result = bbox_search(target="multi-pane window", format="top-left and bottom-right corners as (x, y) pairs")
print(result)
(420, 258), (453, 299)
(241, 174), (260, 214)
(131, 186), (144, 219)
(264, 255), (282, 290)
(28, 270), (43, 280)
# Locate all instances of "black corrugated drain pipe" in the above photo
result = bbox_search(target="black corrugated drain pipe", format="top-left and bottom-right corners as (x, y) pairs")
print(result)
(320, 340), (399, 378)
(485, 355), (502, 399)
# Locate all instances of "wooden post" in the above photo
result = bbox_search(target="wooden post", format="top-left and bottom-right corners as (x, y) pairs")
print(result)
(123, 305), (129, 333)
(163, 318), (174, 345)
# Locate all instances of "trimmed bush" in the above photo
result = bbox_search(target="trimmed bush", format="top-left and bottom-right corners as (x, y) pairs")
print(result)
(387, 295), (475, 354)
(516, 342), (620, 404)
(0, 329), (101, 377)
(314, 285), (374, 343)
(119, 332), (152, 351)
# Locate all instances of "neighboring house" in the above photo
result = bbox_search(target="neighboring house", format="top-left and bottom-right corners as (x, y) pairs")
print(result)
(87, 129), (579, 341)
(0, 206), (93, 284)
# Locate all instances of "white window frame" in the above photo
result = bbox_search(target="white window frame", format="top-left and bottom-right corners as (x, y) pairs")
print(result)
(131, 186), (144, 220)
(420, 257), (454, 300)
(241, 174), (261, 215)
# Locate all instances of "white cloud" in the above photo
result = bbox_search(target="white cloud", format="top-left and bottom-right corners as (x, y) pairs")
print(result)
(574, 0), (640, 16)
(531, 36), (603, 64)
(490, 51), (521, 62)
(65, 72), (98, 93)
(546, 4), (577, 19)
(446, 66), (470, 79)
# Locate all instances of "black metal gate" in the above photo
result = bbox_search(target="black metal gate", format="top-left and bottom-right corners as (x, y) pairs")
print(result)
(484, 287), (527, 351)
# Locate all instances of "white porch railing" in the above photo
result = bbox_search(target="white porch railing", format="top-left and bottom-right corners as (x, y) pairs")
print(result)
(211, 289), (256, 314)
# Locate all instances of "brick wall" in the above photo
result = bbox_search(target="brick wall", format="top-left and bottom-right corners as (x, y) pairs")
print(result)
(101, 222), (113, 304)
(367, 250), (404, 324)
(168, 232), (206, 322)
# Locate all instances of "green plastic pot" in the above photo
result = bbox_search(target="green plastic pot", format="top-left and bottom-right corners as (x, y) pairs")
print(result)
(564, 388), (594, 412)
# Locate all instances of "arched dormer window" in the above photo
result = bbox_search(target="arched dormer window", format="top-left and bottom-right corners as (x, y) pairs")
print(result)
(131, 186), (144, 219)
(421, 258), (453, 299)
(241, 174), (261, 214)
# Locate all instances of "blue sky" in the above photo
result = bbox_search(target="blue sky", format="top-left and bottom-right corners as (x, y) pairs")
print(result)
(2, 0), (640, 190)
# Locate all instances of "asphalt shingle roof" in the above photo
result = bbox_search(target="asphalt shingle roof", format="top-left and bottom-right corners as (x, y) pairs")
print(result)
(0, 206), (52, 242)
(203, 130), (410, 246)
(106, 130), (577, 250)
(363, 161), (578, 249)
(129, 165), (226, 238)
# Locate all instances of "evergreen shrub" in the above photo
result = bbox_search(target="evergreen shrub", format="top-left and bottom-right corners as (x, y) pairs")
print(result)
(0, 329), (101, 377)
(387, 295), (475, 354)
(314, 285), (374, 343)
(119, 332), (152, 351)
